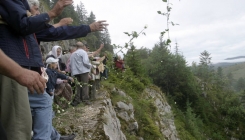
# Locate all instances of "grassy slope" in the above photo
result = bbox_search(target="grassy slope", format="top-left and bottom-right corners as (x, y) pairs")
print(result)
(222, 62), (245, 80)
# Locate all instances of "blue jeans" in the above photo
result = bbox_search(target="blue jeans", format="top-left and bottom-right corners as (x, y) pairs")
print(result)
(29, 92), (53, 140)
(51, 126), (60, 140)
(51, 108), (60, 140)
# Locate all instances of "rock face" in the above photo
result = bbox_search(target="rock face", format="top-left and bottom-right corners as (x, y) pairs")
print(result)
(54, 87), (179, 140)
(144, 88), (179, 140)
(102, 99), (126, 140)
(54, 91), (126, 140)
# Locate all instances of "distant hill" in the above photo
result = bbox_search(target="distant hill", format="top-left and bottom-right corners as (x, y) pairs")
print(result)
(213, 62), (245, 80)
(212, 62), (244, 69)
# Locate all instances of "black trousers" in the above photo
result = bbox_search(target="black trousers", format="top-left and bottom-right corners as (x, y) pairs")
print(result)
(0, 122), (7, 140)
(73, 72), (89, 103)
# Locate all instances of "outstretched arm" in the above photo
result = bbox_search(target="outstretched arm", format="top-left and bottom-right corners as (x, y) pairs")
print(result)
(0, 0), (73, 35)
(36, 20), (109, 42)
(53, 17), (73, 28)
(88, 43), (104, 58)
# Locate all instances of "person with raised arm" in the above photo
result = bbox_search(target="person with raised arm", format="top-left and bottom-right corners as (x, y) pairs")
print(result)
(0, 0), (73, 139)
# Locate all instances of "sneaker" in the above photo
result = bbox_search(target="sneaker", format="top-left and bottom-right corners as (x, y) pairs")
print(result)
(60, 134), (76, 140)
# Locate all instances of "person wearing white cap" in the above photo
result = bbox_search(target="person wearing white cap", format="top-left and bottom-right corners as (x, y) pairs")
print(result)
(46, 57), (74, 95)
(45, 57), (76, 140)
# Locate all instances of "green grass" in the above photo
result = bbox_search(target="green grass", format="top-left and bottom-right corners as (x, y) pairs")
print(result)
(223, 62), (245, 80)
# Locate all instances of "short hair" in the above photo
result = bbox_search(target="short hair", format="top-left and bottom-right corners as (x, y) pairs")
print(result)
(27, 0), (40, 7)
(69, 45), (77, 52)
(76, 42), (84, 48)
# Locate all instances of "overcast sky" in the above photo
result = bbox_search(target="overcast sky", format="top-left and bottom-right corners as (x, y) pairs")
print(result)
(73, 0), (245, 64)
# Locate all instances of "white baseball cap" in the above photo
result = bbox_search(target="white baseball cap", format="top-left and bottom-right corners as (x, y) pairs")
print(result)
(46, 57), (59, 64)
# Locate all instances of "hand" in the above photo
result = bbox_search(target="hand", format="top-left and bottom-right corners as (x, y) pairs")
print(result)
(69, 77), (74, 83)
(89, 20), (109, 32)
(48, 0), (73, 19)
(15, 69), (47, 94)
(58, 70), (66, 74)
(53, 17), (73, 28)
(59, 17), (73, 26)
(100, 43), (104, 49)
(63, 80), (68, 83)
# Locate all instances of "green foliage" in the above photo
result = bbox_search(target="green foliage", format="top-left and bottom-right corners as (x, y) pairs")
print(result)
(48, 0), (113, 54)
(142, 38), (200, 108)
(188, 50), (245, 139)
(103, 49), (163, 139)
(222, 62), (245, 81)
(235, 77), (245, 91)
(133, 99), (164, 140)
(124, 45), (150, 84)
(184, 101), (204, 139)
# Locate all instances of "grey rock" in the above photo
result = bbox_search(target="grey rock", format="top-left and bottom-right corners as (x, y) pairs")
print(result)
(117, 111), (130, 122)
(128, 121), (138, 132)
(118, 90), (127, 97)
(138, 137), (144, 140)
(103, 99), (126, 140)
(117, 101), (130, 111)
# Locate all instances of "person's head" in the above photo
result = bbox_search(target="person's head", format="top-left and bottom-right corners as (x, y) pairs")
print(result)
(69, 45), (77, 53)
(46, 57), (59, 69)
(76, 42), (86, 50)
(51, 45), (62, 58)
(27, 0), (40, 16)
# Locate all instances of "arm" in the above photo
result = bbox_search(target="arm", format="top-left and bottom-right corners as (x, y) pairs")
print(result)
(0, 50), (46, 94)
(35, 24), (91, 42)
(56, 72), (74, 82)
(89, 43), (104, 57)
(53, 17), (73, 28)
(36, 20), (109, 42)
(97, 56), (105, 62)
(0, 0), (73, 35)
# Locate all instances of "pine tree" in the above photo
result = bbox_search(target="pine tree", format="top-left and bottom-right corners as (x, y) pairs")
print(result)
(76, 2), (88, 24)
(84, 12), (102, 51)
(197, 50), (214, 91)
(236, 77), (245, 91)
(125, 44), (144, 77)
(87, 12), (96, 24)
(199, 50), (211, 66)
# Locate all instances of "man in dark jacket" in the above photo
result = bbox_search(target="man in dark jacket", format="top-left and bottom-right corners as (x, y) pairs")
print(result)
(0, 0), (73, 140)
(27, 1), (107, 139)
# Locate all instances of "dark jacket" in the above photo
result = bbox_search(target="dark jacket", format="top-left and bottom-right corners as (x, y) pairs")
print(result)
(46, 68), (68, 95)
(36, 25), (91, 42)
(0, 0), (51, 68)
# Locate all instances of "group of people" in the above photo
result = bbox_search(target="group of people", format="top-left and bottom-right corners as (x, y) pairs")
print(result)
(0, 0), (108, 140)
(44, 42), (107, 107)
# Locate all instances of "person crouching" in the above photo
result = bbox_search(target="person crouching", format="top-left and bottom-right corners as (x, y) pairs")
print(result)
(45, 57), (74, 96)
